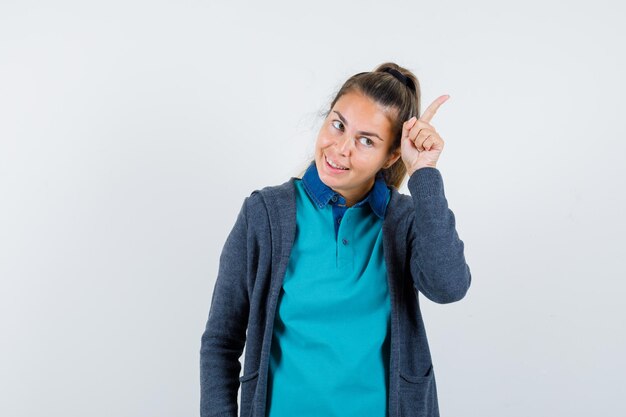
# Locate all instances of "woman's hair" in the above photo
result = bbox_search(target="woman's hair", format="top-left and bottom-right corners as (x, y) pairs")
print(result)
(301, 62), (421, 189)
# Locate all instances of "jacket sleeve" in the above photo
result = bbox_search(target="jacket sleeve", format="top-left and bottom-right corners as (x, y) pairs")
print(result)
(406, 167), (472, 304)
(200, 197), (251, 417)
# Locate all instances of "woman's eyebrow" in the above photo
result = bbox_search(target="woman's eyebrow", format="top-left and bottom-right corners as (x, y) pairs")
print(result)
(333, 110), (384, 141)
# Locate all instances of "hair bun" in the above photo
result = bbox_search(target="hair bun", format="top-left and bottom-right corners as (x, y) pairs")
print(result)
(381, 67), (416, 93)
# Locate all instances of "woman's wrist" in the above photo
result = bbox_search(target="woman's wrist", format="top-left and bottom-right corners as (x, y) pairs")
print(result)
(407, 163), (437, 177)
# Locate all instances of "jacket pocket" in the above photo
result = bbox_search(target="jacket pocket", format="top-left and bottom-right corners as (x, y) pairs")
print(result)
(239, 369), (259, 417)
(398, 364), (438, 417)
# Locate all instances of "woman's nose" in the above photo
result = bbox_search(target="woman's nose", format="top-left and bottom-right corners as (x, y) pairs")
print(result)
(337, 134), (355, 155)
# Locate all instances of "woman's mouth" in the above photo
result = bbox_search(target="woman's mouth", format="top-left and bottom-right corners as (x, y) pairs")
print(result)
(325, 155), (349, 172)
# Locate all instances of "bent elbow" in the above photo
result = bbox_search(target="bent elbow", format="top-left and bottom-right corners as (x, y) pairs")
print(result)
(421, 264), (472, 304)
(433, 281), (470, 304)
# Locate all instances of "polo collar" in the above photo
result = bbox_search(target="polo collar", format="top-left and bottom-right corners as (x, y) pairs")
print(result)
(301, 160), (389, 219)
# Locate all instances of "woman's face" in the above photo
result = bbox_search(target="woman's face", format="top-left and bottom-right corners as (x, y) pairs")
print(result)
(314, 90), (401, 206)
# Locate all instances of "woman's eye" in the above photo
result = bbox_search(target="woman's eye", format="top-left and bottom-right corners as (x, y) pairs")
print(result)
(359, 137), (373, 147)
(331, 120), (343, 130)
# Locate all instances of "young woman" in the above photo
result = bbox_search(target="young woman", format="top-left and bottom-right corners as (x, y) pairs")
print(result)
(200, 62), (472, 417)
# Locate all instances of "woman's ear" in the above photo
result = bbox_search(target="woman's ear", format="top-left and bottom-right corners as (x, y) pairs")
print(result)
(384, 148), (402, 169)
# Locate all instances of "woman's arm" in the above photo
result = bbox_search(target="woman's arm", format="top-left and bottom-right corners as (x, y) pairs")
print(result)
(406, 167), (472, 304)
(200, 197), (251, 417)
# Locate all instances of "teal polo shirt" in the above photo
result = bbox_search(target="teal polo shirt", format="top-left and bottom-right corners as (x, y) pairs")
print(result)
(266, 161), (392, 417)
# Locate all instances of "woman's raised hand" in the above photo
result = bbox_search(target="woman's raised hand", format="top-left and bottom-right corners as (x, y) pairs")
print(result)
(400, 94), (449, 176)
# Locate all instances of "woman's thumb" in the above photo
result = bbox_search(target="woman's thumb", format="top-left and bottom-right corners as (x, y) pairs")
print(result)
(401, 116), (417, 142)
(402, 116), (417, 141)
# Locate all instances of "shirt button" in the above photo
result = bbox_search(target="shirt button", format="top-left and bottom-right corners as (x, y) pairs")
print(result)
(342, 238), (349, 245)
(331, 195), (338, 202)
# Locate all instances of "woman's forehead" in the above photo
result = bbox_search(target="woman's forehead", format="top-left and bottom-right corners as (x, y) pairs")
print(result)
(332, 91), (396, 132)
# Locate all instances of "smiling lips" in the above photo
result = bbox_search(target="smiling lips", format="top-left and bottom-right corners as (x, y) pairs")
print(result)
(325, 154), (349, 170)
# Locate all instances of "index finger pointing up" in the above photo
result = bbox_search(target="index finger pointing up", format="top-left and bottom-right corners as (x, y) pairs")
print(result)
(419, 94), (450, 123)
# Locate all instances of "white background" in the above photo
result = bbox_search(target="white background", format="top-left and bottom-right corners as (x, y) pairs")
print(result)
(1, 1), (625, 416)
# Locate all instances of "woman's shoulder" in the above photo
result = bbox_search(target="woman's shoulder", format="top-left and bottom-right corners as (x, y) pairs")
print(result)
(241, 176), (297, 213)
(385, 186), (415, 231)
(249, 176), (296, 199)
(388, 186), (413, 210)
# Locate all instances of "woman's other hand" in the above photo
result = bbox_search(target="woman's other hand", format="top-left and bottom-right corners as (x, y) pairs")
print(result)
(401, 94), (449, 176)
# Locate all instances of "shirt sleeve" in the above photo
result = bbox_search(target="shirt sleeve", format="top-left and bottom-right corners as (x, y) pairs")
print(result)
(406, 167), (472, 304)
(200, 196), (251, 417)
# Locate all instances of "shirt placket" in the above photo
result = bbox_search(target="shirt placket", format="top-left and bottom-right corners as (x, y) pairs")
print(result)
(332, 196), (354, 270)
